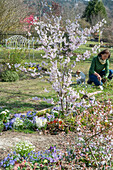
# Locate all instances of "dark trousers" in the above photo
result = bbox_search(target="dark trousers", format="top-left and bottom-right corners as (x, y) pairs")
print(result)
(89, 69), (113, 86)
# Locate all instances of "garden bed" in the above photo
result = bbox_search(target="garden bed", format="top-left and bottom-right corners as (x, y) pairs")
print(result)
(0, 98), (112, 169)
(0, 131), (76, 161)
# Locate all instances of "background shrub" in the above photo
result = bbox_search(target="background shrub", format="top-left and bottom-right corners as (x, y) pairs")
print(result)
(1, 70), (19, 82)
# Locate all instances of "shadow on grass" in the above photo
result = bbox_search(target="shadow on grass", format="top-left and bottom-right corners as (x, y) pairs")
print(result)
(0, 89), (54, 99)
(0, 101), (53, 113)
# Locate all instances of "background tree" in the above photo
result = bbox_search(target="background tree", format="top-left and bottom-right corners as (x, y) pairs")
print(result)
(102, 24), (113, 43)
(51, 1), (62, 16)
(23, 0), (50, 20)
(62, 1), (85, 20)
(82, 0), (107, 25)
(0, 0), (31, 34)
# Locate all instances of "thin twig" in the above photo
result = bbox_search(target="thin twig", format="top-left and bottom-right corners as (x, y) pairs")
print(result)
(85, 126), (112, 142)
(88, 144), (99, 168)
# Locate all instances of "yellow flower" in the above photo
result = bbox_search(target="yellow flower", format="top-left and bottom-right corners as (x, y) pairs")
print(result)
(43, 159), (48, 163)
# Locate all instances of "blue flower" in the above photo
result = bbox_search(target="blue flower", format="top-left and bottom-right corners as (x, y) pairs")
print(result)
(9, 160), (14, 165)
(10, 156), (13, 160)
(14, 158), (17, 162)
(3, 164), (6, 167)
(27, 111), (32, 114)
(33, 112), (36, 116)
(10, 118), (15, 124)
(0, 161), (3, 166)
(4, 157), (8, 162)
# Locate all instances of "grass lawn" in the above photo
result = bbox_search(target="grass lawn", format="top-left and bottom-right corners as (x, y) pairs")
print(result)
(0, 41), (113, 114)
(0, 78), (55, 114)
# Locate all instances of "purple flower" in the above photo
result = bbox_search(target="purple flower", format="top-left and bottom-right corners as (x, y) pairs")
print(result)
(38, 67), (42, 71)
(14, 113), (21, 118)
(48, 157), (54, 163)
(36, 64), (39, 68)
(49, 146), (54, 151)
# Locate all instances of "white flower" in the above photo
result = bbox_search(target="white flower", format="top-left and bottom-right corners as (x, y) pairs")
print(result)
(32, 97), (41, 100)
(77, 127), (81, 131)
(99, 85), (103, 90)
(111, 139), (113, 145)
(28, 32), (31, 36)
(5, 109), (9, 113)
(13, 117), (23, 128)
(35, 117), (47, 128)
(0, 111), (7, 115)
(31, 73), (37, 77)
(14, 64), (21, 68)
(78, 137), (84, 142)
(109, 110), (112, 114)
(101, 161), (106, 165)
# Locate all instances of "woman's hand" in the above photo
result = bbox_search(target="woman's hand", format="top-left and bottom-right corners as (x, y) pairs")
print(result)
(97, 74), (101, 81)
(94, 72), (101, 81)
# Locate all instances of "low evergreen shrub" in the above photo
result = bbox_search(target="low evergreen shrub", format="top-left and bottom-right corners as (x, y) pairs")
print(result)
(1, 70), (19, 82)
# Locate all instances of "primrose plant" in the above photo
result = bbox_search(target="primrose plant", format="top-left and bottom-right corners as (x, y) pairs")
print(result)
(34, 116), (47, 129)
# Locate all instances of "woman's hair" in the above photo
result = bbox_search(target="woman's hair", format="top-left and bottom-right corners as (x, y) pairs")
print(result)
(98, 49), (111, 59)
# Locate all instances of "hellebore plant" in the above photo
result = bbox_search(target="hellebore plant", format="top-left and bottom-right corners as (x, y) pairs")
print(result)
(13, 117), (24, 130)
(0, 109), (10, 123)
(15, 141), (35, 157)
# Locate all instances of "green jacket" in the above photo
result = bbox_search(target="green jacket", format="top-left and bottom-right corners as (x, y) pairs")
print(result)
(89, 56), (109, 77)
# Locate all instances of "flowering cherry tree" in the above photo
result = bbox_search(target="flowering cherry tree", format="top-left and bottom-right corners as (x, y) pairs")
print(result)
(28, 15), (106, 114)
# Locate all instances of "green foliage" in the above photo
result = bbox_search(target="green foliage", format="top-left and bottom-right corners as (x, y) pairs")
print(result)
(23, 118), (34, 130)
(3, 48), (26, 71)
(1, 70), (19, 82)
(82, 0), (107, 24)
(0, 121), (4, 132)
